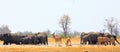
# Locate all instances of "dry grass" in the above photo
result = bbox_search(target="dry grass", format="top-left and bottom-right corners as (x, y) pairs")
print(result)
(0, 38), (120, 52)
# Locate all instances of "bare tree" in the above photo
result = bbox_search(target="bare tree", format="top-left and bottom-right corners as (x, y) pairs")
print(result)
(59, 15), (71, 37)
(113, 24), (120, 36)
(104, 17), (120, 36)
(0, 25), (11, 34)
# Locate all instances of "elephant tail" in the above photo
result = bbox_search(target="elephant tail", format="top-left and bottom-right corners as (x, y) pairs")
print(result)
(115, 39), (120, 45)
(113, 36), (120, 45)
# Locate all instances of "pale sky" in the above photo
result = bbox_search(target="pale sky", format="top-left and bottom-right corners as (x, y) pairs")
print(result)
(0, 0), (120, 33)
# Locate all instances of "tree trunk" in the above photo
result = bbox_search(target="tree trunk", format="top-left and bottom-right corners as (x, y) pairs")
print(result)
(64, 31), (67, 37)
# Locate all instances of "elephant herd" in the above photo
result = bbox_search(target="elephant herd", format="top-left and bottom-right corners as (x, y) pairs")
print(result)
(80, 32), (120, 45)
(0, 32), (120, 46)
(0, 32), (48, 45)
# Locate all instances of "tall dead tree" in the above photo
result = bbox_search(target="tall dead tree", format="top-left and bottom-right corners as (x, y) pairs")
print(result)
(59, 15), (71, 37)
(104, 17), (120, 36)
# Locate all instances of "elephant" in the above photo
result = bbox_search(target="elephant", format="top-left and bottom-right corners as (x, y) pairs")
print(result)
(80, 32), (103, 45)
(0, 33), (26, 45)
(1, 33), (11, 45)
(31, 35), (40, 44)
(80, 32), (89, 44)
(109, 37), (116, 45)
(97, 33), (119, 46)
(81, 35), (89, 45)
(106, 34), (120, 45)
(87, 33), (99, 44)
(36, 32), (48, 45)
(17, 32), (48, 45)
(97, 36), (109, 46)
(0, 32), (48, 45)
(21, 32), (48, 45)
(81, 32), (120, 45)
(20, 35), (39, 44)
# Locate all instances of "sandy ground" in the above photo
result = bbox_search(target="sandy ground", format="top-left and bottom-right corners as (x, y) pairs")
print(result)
(0, 38), (120, 52)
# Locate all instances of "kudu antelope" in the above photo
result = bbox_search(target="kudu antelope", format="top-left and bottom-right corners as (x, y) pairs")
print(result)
(52, 32), (62, 47)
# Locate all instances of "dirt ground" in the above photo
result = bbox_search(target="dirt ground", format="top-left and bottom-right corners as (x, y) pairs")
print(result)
(0, 38), (120, 52)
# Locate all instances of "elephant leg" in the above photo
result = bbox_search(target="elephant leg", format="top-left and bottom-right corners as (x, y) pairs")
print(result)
(10, 43), (11, 45)
(107, 41), (109, 45)
(16, 42), (21, 45)
(113, 42), (116, 46)
(6, 43), (8, 45)
(44, 41), (48, 45)
(3, 42), (6, 45)
(43, 42), (46, 45)
(85, 42), (87, 45)
(111, 42), (116, 46)
(3, 41), (8, 45)
(4, 42), (8, 45)
(46, 42), (48, 45)
(88, 41), (90, 44)
(104, 42), (107, 46)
